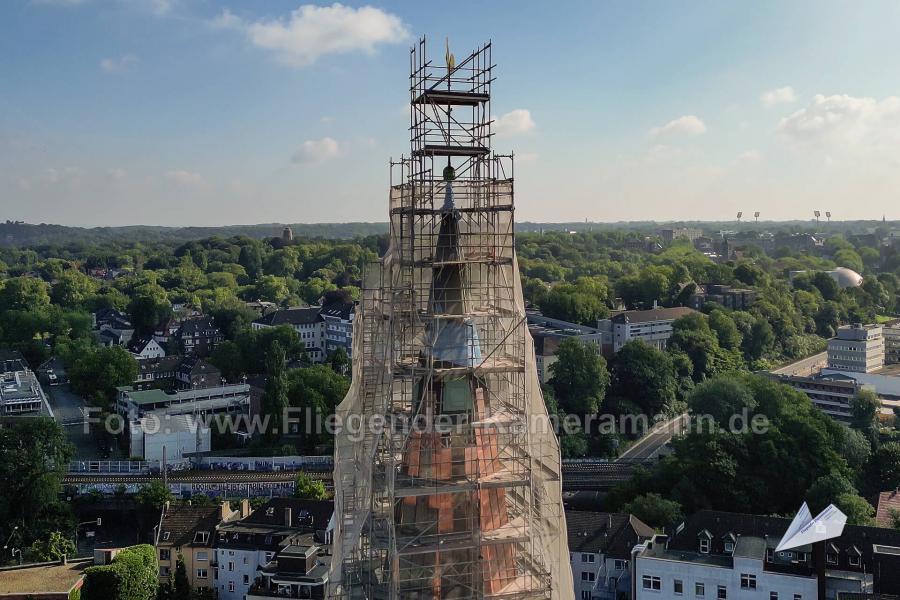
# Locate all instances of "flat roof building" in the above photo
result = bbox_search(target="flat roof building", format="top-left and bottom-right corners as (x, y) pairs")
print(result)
(827, 324), (885, 373)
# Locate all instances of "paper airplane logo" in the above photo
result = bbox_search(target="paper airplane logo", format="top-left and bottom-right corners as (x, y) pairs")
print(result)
(775, 502), (847, 553)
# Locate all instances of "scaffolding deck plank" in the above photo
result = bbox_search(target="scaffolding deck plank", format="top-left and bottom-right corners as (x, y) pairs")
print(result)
(412, 90), (490, 106)
(413, 144), (490, 157)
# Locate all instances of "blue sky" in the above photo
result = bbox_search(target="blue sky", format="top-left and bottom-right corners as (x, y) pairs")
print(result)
(2, 0), (900, 226)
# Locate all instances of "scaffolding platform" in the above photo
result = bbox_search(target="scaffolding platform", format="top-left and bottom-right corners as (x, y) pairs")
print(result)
(413, 90), (491, 106)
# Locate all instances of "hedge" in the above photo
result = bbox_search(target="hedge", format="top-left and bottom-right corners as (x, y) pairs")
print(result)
(81, 545), (158, 600)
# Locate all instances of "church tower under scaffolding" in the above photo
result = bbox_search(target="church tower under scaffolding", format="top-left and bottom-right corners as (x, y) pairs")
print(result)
(329, 38), (574, 600)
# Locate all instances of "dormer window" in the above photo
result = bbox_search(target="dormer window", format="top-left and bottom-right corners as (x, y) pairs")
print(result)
(722, 533), (736, 555)
(699, 538), (710, 553)
(724, 542), (734, 554)
(194, 531), (210, 544)
(162, 532), (171, 541)
(266, 507), (275, 517)
(826, 553), (838, 564)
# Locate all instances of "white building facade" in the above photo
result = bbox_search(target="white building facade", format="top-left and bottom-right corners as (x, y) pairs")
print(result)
(827, 324), (885, 373)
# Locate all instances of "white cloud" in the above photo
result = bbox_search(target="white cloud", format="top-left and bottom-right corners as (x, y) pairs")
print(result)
(777, 94), (900, 150)
(107, 168), (127, 180)
(214, 3), (409, 68)
(164, 170), (206, 187)
(761, 86), (797, 108)
(649, 115), (706, 138)
(101, 54), (138, 73)
(494, 109), (536, 136)
(209, 8), (242, 30)
(292, 137), (340, 164)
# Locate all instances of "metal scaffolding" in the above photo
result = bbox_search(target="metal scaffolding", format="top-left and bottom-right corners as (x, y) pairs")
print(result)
(329, 37), (573, 600)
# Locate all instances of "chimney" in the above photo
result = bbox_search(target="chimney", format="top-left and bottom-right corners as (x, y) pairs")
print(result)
(241, 499), (251, 518)
(220, 501), (232, 522)
(164, 500), (170, 514)
(284, 507), (293, 527)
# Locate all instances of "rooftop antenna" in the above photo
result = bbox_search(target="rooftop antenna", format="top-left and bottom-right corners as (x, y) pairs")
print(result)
(826, 211), (831, 224)
(814, 210), (821, 227)
(754, 211), (760, 223)
(736, 211), (743, 224)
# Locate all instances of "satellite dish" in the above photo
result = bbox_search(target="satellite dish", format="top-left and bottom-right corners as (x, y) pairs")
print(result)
(814, 210), (821, 218)
(754, 212), (760, 218)
(775, 502), (847, 553)
(737, 212), (743, 219)
(826, 212), (832, 218)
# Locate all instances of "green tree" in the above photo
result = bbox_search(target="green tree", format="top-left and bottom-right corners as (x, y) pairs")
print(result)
(0, 419), (73, 537)
(293, 473), (328, 500)
(687, 378), (757, 426)
(81, 544), (158, 600)
(548, 339), (609, 415)
(127, 286), (172, 335)
(622, 493), (683, 529)
(850, 389), (880, 437)
(708, 310), (742, 351)
(0, 276), (51, 311)
(261, 341), (289, 442)
(135, 481), (173, 512)
(866, 443), (900, 493)
(806, 473), (857, 513)
(28, 530), (76, 561)
(172, 555), (191, 600)
(608, 340), (677, 415)
(68, 346), (138, 407)
(51, 270), (99, 309)
(834, 493), (874, 526)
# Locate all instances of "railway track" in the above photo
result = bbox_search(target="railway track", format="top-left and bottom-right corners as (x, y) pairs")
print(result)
(65, 461), (647, 491)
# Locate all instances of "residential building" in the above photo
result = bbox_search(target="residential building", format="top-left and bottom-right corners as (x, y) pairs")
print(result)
(689, 284), (757, 311)
(567, 511), (654, 600)
(827, 324), (885, 373)
(320, 301), (356, 359)
(252, 307), (324, 363)
(93, 308), (134, 347)
(128, 335), (166, 359)
(659, 228), (703, 244)
(215, 498), (333, 600)
(884, 319), (900, 365)
(246, 543), (330, 600)
(875, 490), (900, 528)
(176, 317), (223, 357)
(527, 311), (605, 381)
(134, 356), (181, 390)
(0, 557), (91, 599)
(633, 510), (900, 600)
(0, 353), (48, 415)
(156, 501), (244, 595)
(153, 318), (180, 345)
(176, 356), (222, 390)
(600, 306), (697, 353)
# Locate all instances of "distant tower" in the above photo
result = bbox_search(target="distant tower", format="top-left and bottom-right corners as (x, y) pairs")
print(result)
(282, 226), (294, 242)
(329, 38), (573, 600)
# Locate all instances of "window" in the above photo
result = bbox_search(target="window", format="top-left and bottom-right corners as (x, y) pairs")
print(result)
(740, 574), (756, 590)
(771, 593), (778, 600)
(228, 582), (235, 592)
(162, 532), (171, 542)
(228, 561), (234, 572)
(582, 592), (591, 600)
(794, 595), (802, 600)
(724, 542), (735, 554)
(717, 586), (727, 600)
(699, 538), (710, 553)
(674, 580), (684, 595)
(581, 572), (596, 582)
(159, 549), (170, 561)
(196, 569), (208, 579)
(243, 574), (250, 585)
(826, 553), (838, 565)
(696, 583), (705, 597)
(614, 559), (627, 571)
(581, 553), (595, 563)
(849, 555), (860, 566)
(160, 567), (170, 577)
(194, 531), (210, 544)
(643, 576), (661, 591)
(196, 551), (208, 561)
